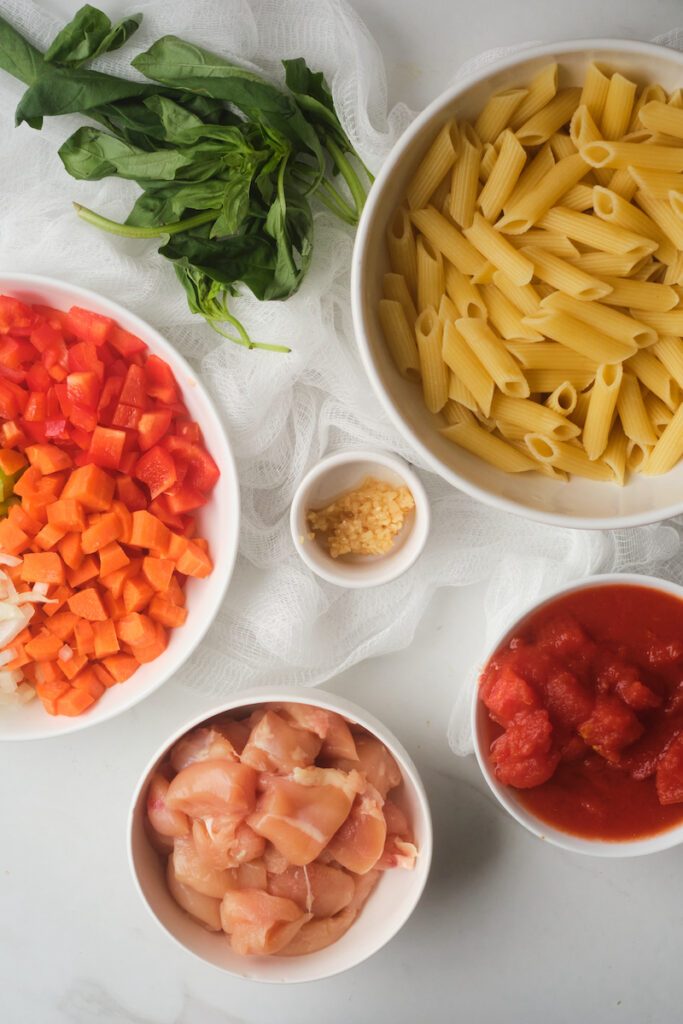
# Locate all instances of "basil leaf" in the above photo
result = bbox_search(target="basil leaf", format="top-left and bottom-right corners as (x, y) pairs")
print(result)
(159, 230), (279, 301)
(125, 180), (225, 226)
(283, 57), (349, 149)
(44, 5), (142, 69)
(0, 14), (46, 86)
(58, 125), (195, 180)
(15, 64), (156, 125)
(264, 186), (313, 298)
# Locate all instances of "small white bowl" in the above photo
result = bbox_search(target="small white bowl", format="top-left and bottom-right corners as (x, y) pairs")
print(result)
(290, 450), (430, 587)
(351, 40), (683, 530)
(0, 273), (240, 741)
(472, 573), (683, 857)
(128, 686), (433, 983)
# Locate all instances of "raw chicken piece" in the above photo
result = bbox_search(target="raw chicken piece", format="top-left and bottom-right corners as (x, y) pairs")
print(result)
(267, 863), (355, 918)
(220, 890), (311, 956)
(248, 767), (364, 866)
(172, 836), (237, 899)
(235, 859), (267, 890)
(320, 715), (358, 761)
(147, 772), (190, 838)
(169, 727), (239, 773)
(219, 717), (252, 755)
(376, 835), (418, 870)
(279, 869), (380, 956)
(331, 734), (402, 798)
(241, 711), (322, 773)
(326, 784), (387, 874)
(383, 799), (409, 836)
(165, 760), (257, 818)
(192, 818), (265, 870)
(268, 703), (358, 761)
(263, 842), (290, 875)
(166, 857), (222, 931)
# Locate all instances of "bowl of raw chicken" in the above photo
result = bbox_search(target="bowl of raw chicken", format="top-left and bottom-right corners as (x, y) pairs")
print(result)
(128, 687), (433, 982)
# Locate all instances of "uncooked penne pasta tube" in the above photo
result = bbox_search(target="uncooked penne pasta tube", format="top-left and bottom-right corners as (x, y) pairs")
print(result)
(505, 340), (598, 373)
(503, 143), (555, 210)
(644, 391), (674, 434)
(479, 143), (498, 183)
(456, 316), (530, 398)
(464, 212), (534, 284)
(669, 189), (683, 219)
(635, 190), (683, 250)
(450, 123), (481, 229)
(444, 262), (487, 319)
(570, 104), (613, 187)
(497, 154), (590, 234)
(479, 283), (544, 340)
(566, 251), (644, 276)
(521, 245), (612, 300)
(626, 438), (652, 473)
(515, 88), (582, 147)
(524, 433), (613, 480)
(540, 291), (657, 348)
(638, 100), (683, 140)
(383, 272), (418, 327)
(508, 230), (580, 259)
(492, 269), (542, 316)
(580, 140), (683, 171)
(607, 167), (638, 201)
(579, 62), (610, 125)
(601, 73), (637, 139)
(629, 309), (683, 336)
(378, 299), (421, 381)
(415, 307), (449, 412)
(411, 206), (487, 276)
(442, 398), (476, 425)
(593, 186), (677, 264)
(570, 388), (592, 430)
(628, 169), (683, 199)
(626, 349), (678, 410)
(602, 423), (628, 485)
(406, 119), (460, 210)
(440, 420), (537, 472)
(509, 63), (559, 130)
(477, 130), (527, 221)
(475, 88), (528, 144)
(526, 369), (595, 393)
(490, 393), (579, 439)
(618, 370), (659, 446)
(549, 132), (577, 161)
(559, 183), (595, 211)
(447, 373), (479, 413)
(416, 235), (445, 312)
(441, 320), (495, 416)
(437, 293), (459, 325)
(669, 89), (683, 109)
(597, 275), (678, 311)
(583, 363), (623, 460)
(539, 206), (657, 257)
(522, 309), (637, 364)
(644, 405), (683, 475)
(386, 207), (418, 299)
(470, 261), (496, 285)
(545, 381), (578, 416)
(630, 84), (667, 130)
(652, 336), (683, 389)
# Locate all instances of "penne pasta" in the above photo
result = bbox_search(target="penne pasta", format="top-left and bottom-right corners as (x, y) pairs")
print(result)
(491, 393), (579, 439)
(503, 143), (555, 210)
(602, 423), (628, 485)
(505, 340), (598, 372)
(559, 183), (595, 211)
(539, 206), (657, 257)
(479, 143), (498, 183)
(515, 88), (582, 147)
(545, 381), (578, 415)
(566, 251), (644, 276)
(440, 420), (537, 472)
(526, 369), (594, 393)
(607, 167), (638, 201)
(630, 84), (668, 130)
(441, 320), (495, 415)
(463, 212), (534, 284)
(414, 307), (449, 412)
(416, 235), (445, 312)
(411, 206), (487, 276)
(378, 299), (421, 381)
(638, 100), (683, 140)
(450, 123), (481, 229)
(651, 335), (683, 389)
(524, 433), (613, 480)
(456, 316), (530, 397)
(509, 63), (559, 130)
(629, 309), (683, 335)
(579, 62), (610, 125)
(580, 140), (683, 172)
(644, 391), (674, 434)
(479, 283), (544, 340)
(437, 293), (459, 326)
(477, 130), (527, 221)
(593, 186), (677, 264)
(406, 120), (460, 210)
(583, 363), (623, 460)
(601, 73), (637, 139)
(634, 189), (683, 250)
(386, 207), (418, 299)
(626, 349), (678, 409)
(569, 104), (613, 186)
(497, 154), (590, 234)
(522, 308), (637, 363)
(492, 269), (542, 316)
(570, 387), (592, 429)
(549, 132), (577, 161)
(540, 291), (657, 348)
(383, 272), (418, 327)
(475, 88), (528, 144)
(644, 405), (683, 475)
(444, 261), (487, 318)
(626, 438), (652, 472)
(521, 244), (612, 300)
(508, 229), (580, 259)
(596, 275), (678, 310)
(447, 373), (479, 413)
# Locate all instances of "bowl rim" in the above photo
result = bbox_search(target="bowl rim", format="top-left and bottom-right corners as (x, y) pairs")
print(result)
(351, 37), (683, 531)
(127, 685), (434, 982)
(289, 449), (431, 588)
(0, 272), (240, 741)
(471, 571), (683, 857)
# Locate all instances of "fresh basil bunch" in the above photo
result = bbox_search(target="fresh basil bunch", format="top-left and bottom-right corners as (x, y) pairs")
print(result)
(0, 5), (372, 351)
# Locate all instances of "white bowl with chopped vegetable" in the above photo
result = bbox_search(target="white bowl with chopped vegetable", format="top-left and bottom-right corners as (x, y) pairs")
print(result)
(0, 273), (240, 741)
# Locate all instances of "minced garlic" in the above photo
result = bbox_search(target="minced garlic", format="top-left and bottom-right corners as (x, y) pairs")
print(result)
(306, 476), (415, 558)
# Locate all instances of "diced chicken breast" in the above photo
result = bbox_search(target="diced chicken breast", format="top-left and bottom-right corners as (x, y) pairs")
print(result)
(383, 799), (409, 836)
(376, 835), (418, 870)
(234, 859), (268, 891)
(147, 772), (190, 838)
(220, 890), (311, 956)
(192, 818), (265, 871)
(334, 734), (402, 798)
(169, 727), (239, 773)
(165, 759), (257, 818)
(241, 711), (322, 773)
(166, 856), (222, 931)
(172, 836), (237, 899)
(326, 784), (387, 874)
(279, 870), (381, 956)
(268, 703), (359, 761)
(267, 862), (355, 918)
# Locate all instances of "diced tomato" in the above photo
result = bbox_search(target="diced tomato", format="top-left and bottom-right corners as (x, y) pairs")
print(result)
(480, 666), (539, 727)
(656, 734), (683, 805)
(578, 695), (643, 763)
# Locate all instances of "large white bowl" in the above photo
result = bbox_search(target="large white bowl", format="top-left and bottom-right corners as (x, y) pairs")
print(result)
(472, 573), (683, 857)
(0, 273), (240, 741)
(128, 686), (433, 983)
(351, 40), (683, 529)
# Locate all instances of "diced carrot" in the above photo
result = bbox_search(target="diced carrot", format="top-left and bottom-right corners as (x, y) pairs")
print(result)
(148, 594), (188, 628)
(123, 574), (155, 614)
(0, 518), (31, 556)
(116, 612), (156, 647)
(167, 575), (186, 607)
(70, 667), (105, 700)
(34, 522), (67, 551)
(66, 555), (98, 589)
(25, 444), (72, 474)
(12, 465), (41, 497)
(81, 511), (121, 554)
(61, 463), (115, 512)
(111, 500), (132, 544)
(56, 687), (95, 716)
(8, 504), (41, 536)
(128, 510), (171, 551)
(98, 540), (129, 576)
(43, 585), (73, 617)
(0, 449), (27, 475)
(36, 659), (65, 684)
(142, 556), (175, 592)
(103, 592), (126, 619)
(67, 587), (107, 621)
(100, 558), (141, 599)
(165, 532), (189, 562)
(19, 496), (48, 525)
(102, 653), (139, 683)
(44, 610), (78, 641)
(25, 631), (63, 662)
(60, 651), (88, 680)
(192, 538), (210, 555)
(74, 619), (95, 656)
(130, 622), (168, 664)
(176, 541), (213, 579)
(93, 620), (119, 659)
(36, 678), (70, 715)
(58, 532), (84, 571)
(5, 642), (30, 671)
(20, 551), (65, 585)
(93, 662), (117, 688)
(47, 499), (86, 532)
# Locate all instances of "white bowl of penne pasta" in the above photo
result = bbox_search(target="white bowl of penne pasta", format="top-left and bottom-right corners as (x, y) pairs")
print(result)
(352, 39), (683, 528)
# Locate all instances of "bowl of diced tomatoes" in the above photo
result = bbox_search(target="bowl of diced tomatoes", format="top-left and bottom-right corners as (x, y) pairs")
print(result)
(0, 273), (240, 740)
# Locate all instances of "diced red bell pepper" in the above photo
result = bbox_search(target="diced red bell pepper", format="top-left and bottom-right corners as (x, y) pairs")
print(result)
(134, 445), (177, 500)
(0, 295), (36, 333)
(119, 363), (147, 408)
(116, 476), (148, 512)
(26, 362), (51, 392)
(176, 421), (201, 442)
(185, 445), (220, 492)
(24, 391), (47, 421)
(0, 379), (21, 418)
(108, 324), (147, 357)
(144, 354), (177, 403)
(30, 321), (62, 353)
(68, 342), (104, 381)
(137, 408), (172, 452)
(165, 484), (207, 514)
(66, 371), (99, 410)
(69, 403), (98, 433)
(88, 426), (126, 470)
(112, 403), (142, 430)
(64, 306), (113, 346)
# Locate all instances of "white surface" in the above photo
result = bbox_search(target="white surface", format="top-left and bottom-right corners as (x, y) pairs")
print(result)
(352, 39), (683, 528)
(3, 2), (683, 1024)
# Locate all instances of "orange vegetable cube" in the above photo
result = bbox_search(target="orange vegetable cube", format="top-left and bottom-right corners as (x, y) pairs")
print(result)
(5, 642), (30, 671)
(36, 678), (70, 715)
(70, 667), (105, 700)
(93, 620), (119, 659)
(43, 584), (73, 617)
(98, 540), (129, 577)
(25, 631), (63, 662)
(25, 444), (72, 474)
(93, 663), (117, 688)
(116, 612), (156, 647)
(9, 504), (41, 536)
(48, 499), (86, 532)
(74, 620), (95, 656)
(20, 551), (65, 585)
(176, 541), (213, 579)
(61, 463), (115, 512)
(60, 652), (88, 680)
(167, 575), (186, 607)
(0, 518), (31, 557)
(130, 622), (168, 664)
(56, 687), (96, 716)
(128, 510), (171, 551)
(123, 575), (155, 614)
(58, 532), (84, 571)
(34, 522), (67, 551)
(81, 511), (121, 554)
(0, 449), (27, 475)
(67, 587), (107, 622)
(148, 594), (188, 629)
(102, 653), (139, 683)
(66, 555), (98, 589)
(142, 556), (175, 592)
(44, 610), (78, 642)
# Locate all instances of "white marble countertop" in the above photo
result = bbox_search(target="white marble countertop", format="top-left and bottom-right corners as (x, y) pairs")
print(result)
(3, 1), (683, 1022)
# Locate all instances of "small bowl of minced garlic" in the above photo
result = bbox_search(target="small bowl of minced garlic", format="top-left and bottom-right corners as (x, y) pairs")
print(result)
(290, 450), (430, 587)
